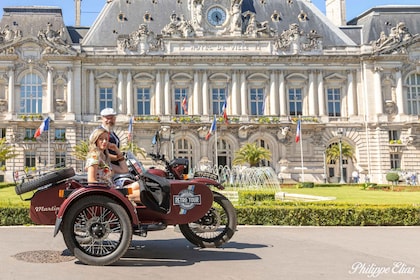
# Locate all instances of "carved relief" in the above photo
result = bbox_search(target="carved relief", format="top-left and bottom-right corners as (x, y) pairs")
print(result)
(372, 22), (418, 54)
(118, 23), (164, 54)
(274, 23), (321, 53)
(161, 13), (195, 38)
(37, 22), (74, 54)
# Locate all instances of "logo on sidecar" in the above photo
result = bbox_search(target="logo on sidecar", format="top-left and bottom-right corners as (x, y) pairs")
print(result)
(173, 185), (201, 213)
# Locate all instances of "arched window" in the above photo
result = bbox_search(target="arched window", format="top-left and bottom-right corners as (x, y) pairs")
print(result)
(20, 74), (42, 114)
(215, 138), (233, 168)
(256, 138), (271, 167)
(407, 73), (420, 115)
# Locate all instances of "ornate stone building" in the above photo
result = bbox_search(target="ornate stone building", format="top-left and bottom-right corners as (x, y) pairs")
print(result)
(0, 0), (419, 183)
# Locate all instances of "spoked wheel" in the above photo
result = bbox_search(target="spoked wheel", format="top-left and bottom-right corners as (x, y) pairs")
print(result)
(61, 195), (132, 266)
(179, 191), (237, 248)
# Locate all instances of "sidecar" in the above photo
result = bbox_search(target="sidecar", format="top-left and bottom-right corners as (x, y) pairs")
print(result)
(15, 166), (237, 266)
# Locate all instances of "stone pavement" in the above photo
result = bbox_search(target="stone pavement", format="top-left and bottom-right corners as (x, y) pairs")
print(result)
(1, 226), (419, 280)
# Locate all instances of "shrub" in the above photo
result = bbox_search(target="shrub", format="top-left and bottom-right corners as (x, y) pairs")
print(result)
(386, 172), (399, 184)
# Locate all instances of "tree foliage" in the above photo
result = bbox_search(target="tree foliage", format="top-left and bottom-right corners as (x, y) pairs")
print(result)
(0, 138), (17, 162)
(233, 142), (272, 167)
(72, 139), (89, 161)
(326, 141), (355, 163)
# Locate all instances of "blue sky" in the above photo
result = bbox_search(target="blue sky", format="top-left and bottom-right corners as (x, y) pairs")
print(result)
(0, 0), (419, 26)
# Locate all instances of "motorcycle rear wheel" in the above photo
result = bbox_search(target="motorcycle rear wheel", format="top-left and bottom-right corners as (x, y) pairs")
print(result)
(61, 195), (132, 266)
(179, 191), (237, 248)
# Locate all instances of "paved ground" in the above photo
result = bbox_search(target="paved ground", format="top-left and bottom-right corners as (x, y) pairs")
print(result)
(1, 226), (419, 280)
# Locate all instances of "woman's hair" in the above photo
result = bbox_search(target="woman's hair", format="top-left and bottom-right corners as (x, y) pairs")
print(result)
(88, 128), (110, 158)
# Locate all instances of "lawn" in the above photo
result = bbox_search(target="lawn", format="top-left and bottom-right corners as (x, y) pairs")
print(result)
(282, 185), (420, 205)
(2, 185), (420, 207)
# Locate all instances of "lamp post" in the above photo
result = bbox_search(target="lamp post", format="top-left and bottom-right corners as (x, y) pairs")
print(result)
(322, 145), (327, 183)
(337, 128), (345, 184)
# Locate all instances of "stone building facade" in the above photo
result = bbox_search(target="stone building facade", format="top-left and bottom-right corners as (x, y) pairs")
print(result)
(0, 0), (419, 183)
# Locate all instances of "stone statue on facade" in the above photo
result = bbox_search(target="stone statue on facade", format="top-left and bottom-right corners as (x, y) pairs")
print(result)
(37, 22), (73, 54)
(229, 0), (243, 33)
(161, 13), (195, 38)
(188, 0), (204, 31)
(372, 22), (418, 54)
(118, 23), (164, 54)
(243, 12), (275, 38)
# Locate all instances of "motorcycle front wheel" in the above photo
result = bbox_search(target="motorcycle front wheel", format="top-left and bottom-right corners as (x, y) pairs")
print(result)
(179, 191), (237, 248)
(61, 195), (132, 266)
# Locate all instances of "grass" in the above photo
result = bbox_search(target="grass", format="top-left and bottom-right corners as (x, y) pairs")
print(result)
(281, 185), (420, 205)
(2, 184), (420, 207)
(0, 186), (31, 207)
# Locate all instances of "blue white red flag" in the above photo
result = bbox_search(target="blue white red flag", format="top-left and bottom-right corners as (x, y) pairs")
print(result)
(127, 117), (133, 141)
(222, 100), (228, 124)
(205, 116), (217, 140)
(295, 120), (301, 143)
(34, 117), (50, 138)
(182, 96), (188, 114)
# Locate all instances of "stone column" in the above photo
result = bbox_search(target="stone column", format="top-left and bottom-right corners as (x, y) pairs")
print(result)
(308, 71), (316, 116)
(7, 67), (14, 113)
(164, 71), (170, 115)
(373, 67), (383, 115)
(193, 70), (200, 115)
(47, 67), (53, 113)
(317, 70), (325, 116)
(347, 70), (356, 116)
(279, 71), (286, 116)
(395, 68), (404, 115)
(240, 71), (247, 115)
(117, 71), (124, 113)
(67, 67), (73, 113)
(269, 70), (278, 115)
(155, 71), (162, 115)
(89, 70), (95, 114)
(231, 71), (239, 115)
(202, 71), (209, 116)
(126, 71), (133, 115)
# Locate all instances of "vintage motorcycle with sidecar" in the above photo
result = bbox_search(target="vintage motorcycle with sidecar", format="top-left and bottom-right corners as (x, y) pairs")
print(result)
(15, 152), (237, 266)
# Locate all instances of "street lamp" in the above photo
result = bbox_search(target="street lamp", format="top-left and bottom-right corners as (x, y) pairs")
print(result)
(337, 128), (345, 184)
(322, 145), (327, 183)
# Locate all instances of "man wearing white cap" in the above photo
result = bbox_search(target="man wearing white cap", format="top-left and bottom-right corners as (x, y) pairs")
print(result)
(99, 107), (120, 164)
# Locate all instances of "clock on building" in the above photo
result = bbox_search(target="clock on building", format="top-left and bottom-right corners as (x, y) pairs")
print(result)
(207, 6), (227, 26)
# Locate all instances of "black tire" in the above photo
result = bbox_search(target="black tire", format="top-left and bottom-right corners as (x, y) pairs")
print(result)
(15, 167), (75, 195)
(61, 195), (132, 266)
(179, 191), (237, 248)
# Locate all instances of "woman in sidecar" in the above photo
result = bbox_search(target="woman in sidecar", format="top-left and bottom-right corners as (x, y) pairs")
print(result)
(86, 127), (141, 202)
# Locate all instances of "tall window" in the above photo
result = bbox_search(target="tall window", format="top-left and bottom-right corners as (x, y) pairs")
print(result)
(174, 88), (188, 115)
(0, 128), (5, 138)
(99, 87), (113, 111)
(24, 128), (36, 140)
(136, 87), (151, 115)
(388, 130), (399, 141)
(289, 88), (302, 116)
(55, 128), (66, 141)
(55, 152), (66, 168)
(212, 87), (226, 115)
(327, 88), (341, 117)
(407, 73), (420, 115)
(20, 74), (43, 114)
(25, 151), (36, 168)
(250, 88), (265, 115)
(390, 153), (400, 170)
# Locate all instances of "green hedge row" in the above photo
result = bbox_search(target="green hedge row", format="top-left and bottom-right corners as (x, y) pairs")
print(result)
(1, 204), (419, 226)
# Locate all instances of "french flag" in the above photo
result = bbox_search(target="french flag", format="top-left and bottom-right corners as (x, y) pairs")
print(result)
(205, 116), (217, 140)
(34, 117), (50, 138)
(295, 120), (301, 143)
(182, 96), (188, 114)
(127, 117), (133, 141)
(222, 100), (228, 124)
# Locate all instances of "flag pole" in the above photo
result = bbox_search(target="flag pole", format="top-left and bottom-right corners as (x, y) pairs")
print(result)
(214, 114), (218, 170)
(48, 120), (51, 168)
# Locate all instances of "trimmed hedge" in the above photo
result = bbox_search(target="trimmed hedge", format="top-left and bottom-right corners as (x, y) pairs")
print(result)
(1, 204), (419, 226)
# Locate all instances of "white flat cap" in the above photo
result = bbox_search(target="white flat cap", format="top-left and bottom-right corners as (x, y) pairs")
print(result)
(100, 108), (117, 116)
